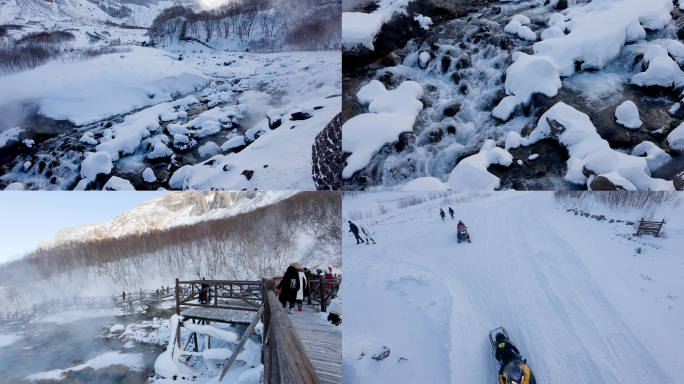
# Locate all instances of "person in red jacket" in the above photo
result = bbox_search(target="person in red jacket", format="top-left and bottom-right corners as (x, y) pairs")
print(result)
(457, 220), (467, 231)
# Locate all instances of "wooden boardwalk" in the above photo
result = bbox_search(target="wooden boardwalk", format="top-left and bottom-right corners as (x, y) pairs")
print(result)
(288, 304), (342, 384)
(181, 306), (258, 324)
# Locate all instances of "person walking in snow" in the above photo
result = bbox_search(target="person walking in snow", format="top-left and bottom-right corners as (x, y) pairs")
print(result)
(277, 265), (300, 314)
(348, 221), (364, 244)
(440, 209), (446, 222)
(294, 263), (307, 311)
(359, 224), (375, 244)
(448, 207), (455, 220)
(122, 291), (126, 301)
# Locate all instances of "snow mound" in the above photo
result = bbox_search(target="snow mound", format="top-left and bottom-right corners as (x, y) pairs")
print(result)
(342, 0), (411, 50)
(615, 100), (642, 129)
(668, 122), (684, 152)
(661, 39), (684, 66)
(504, 15), (536, 41)
(631, 45), (684, 88)
(631, 141), (672, 172)
(342, 80), (424, 179)
(142, 168), (156, 183)
(524, 102), (673, 190)
(80, 152), (113, 181)
(493, 0), (673, 120)
(541, 26), (565, 40)
(414, 14), (433, 30)
(403, 140), (512, 191)
(3, 182), (25, 190)
(198, 142), (221, 158)
(0, 47), (208, 126)
(492, 53), (561, 121)
(104, 176), (135, 191)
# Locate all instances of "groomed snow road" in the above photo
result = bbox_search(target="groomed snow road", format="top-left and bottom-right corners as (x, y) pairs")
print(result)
(342, 192), (683, 384)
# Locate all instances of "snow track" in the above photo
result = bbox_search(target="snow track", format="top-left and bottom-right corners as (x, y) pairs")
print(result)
(342, 192), (682, 384)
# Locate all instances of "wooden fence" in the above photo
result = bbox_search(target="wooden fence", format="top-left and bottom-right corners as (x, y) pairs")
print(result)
(307, 279), (341, 312)
(634, 219), (666, 237)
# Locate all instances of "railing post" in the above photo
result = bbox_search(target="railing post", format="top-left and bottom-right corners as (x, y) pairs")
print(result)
(214, 282), (218, 307)
(175, 278), (180, 316)
(320, 280), (326, 312)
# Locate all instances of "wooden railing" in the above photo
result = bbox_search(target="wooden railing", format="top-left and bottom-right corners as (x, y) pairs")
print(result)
(175, 279), (263, 315)
(262, 281), (321, 384)
(634, 219), (666, 237)
(307, 279), (341, 312)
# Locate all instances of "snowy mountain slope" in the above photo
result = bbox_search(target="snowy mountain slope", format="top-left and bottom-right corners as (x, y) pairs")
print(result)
(38, 190), (296, 248)
(0, 0), (203, 26)
(342, 192), (683, 384)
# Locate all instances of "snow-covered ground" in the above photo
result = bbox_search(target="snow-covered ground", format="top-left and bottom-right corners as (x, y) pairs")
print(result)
(0, 20), (341, 190)
(342, 191), (684, 383)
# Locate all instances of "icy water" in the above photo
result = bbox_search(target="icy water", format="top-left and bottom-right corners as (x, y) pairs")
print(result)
(0, 310), (169, 383)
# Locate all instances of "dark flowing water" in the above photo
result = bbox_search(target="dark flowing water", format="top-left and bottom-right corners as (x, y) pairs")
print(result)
(0, 310), (171, 383)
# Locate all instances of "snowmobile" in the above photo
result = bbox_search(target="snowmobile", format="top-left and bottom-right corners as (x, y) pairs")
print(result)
(489, 328), (537, 384)
(457, 227), (471, 243)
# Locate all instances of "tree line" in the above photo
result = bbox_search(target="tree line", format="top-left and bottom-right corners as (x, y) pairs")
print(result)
(146, 0), (341, 52)
(0, 191), (341, 311)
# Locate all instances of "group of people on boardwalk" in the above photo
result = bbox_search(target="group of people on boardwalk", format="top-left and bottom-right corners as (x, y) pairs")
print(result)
(277, 263), (334, 314)
(348, 221), (375, 244)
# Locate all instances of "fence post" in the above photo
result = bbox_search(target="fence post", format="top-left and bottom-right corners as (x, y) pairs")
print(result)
(175, 278), (180, 316)
(320, 280), (326, 312)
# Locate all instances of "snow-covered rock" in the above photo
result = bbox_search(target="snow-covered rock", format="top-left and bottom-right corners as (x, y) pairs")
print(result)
(662, 39), (684, 66)
(147, 138), (173, 159)
(631, 45), (684, 88)
(342, 12), (388, 50)
(4, 182), (25, 191)
(504, 15), (537, 41)
(103, 176), (135, 191)
(80, 152), (113, 180)
(615, 101), (642, 129)
(414, 14), (432, 31)
(142, 168), (156, 183)
(402, 140), (512, 191)
(342, 80), (424, 179)
(631, 142), (672, 172)
(221, 136), (247, 153)
(668, 122), (684, 152)
(0, 127), (23, 148)
(492, 53), (561, 121)
(541, 26), (565, 40)
(198, 142), (221, 158)
(79, 132), (98, 145)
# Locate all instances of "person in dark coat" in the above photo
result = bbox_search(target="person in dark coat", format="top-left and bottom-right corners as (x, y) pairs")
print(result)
(348, 221), (364, 244)
(122, 291), (126, 301)
(448, 207), (455, 220)
(277, 266), (300, 314)
(440, 209), (446, 222)
(495, 333), (522, 375)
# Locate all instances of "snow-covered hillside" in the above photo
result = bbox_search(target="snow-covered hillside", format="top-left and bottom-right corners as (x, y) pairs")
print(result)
(0, 0), (204, 27)
(342, 191), (683, 384)
(37, 190), (295, 249)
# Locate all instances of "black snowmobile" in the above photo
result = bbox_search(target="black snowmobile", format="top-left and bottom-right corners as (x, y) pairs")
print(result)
(489, 328), (537, 384)
(457, 227), (470, 243)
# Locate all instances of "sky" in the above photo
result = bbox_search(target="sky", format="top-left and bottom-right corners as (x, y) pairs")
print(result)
(0, 191), (166, 263)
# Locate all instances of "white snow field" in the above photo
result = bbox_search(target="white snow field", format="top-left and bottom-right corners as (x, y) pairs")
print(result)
(342, 191), (684, 384)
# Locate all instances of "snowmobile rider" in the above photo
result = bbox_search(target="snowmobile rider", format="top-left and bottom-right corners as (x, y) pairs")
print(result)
(440, 209), (446, 222)
(348, 221), (364, 244)
(495, 333), (522, 375)
(448, 207), (455, 220)
(457, 220), (467, 231)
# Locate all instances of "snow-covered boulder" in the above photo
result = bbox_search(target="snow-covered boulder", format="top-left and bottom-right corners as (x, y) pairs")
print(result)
(147, 138), (173, 159)
(103, 176), (135, 191)
(4, 182), (25, 191)
(504, 15), (537, 41)
(492, 53), (561, 121)
(631, 45), (684, 88)
(342, 12), (388, 50)
(79, 132), (98, 145)
(418, 50), (435, 69)
(198, 142), (221, 158)
(414, 15), (432, 31)
(631, 141), (672, 171)
(615, 101), (642, 129)
(221, 136), (247, 153)
(81, 152), (113, 180)
(142, 168), (156, 183)
(402, 140), (512, 191)
(541, 26), (565, 40)
(342, 80), (424, 179)
(661, 39), (684, 66)
(523, 102), (673, 190)
(668, 122), (684, 152)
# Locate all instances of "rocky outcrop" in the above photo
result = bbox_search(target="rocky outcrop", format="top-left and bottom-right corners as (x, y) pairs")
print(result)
(312, 113), (342, 190)
(674, 171), (684, 190)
